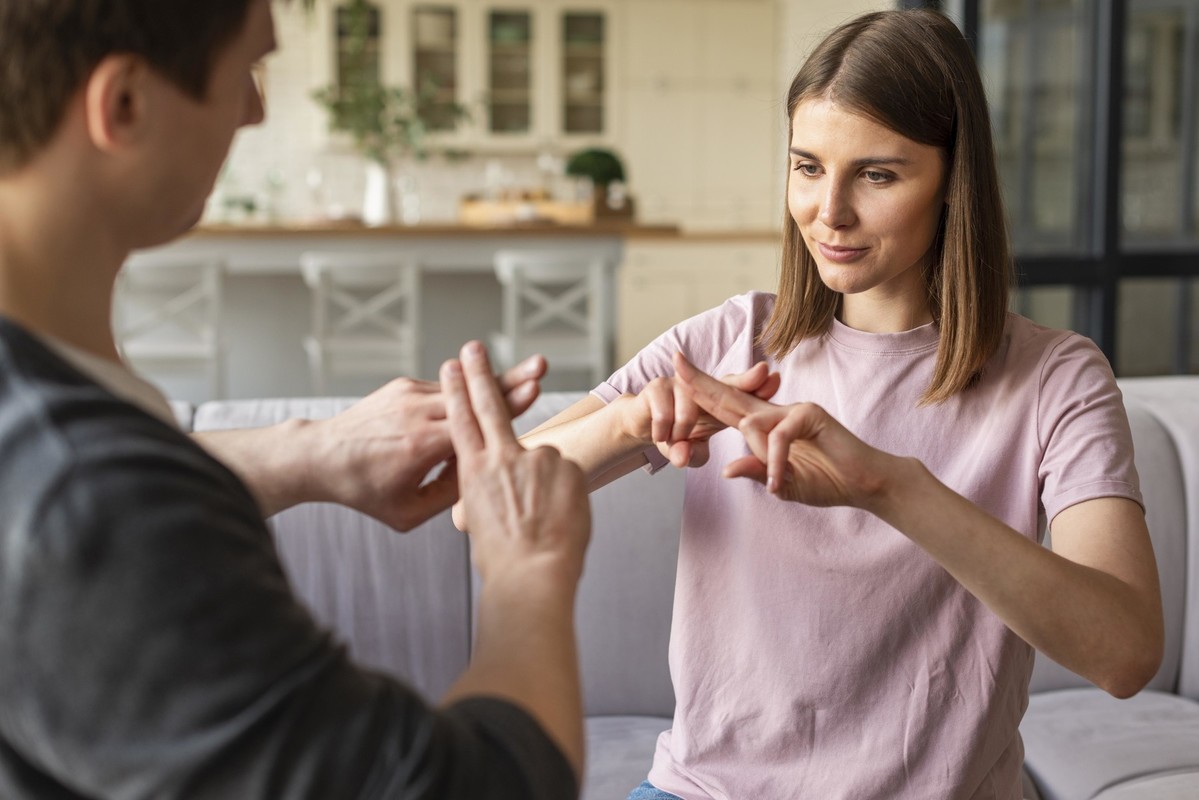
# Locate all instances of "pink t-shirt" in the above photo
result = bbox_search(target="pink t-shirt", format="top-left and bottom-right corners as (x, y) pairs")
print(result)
(593, 292), (1142, 800)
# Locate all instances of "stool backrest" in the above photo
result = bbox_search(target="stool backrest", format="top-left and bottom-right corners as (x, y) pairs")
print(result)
(115, 257), (224, 350)
(300, 252), (420, 343)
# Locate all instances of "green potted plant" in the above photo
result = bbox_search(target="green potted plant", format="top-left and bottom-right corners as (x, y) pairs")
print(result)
(565, 147), (633, 219)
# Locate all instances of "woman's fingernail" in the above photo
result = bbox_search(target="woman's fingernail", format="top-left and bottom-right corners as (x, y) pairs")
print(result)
(767, 475), (778, 493)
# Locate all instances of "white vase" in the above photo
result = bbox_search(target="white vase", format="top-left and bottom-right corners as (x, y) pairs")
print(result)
(362, 161), (396, 227)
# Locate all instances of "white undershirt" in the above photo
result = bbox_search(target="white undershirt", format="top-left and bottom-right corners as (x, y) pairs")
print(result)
(39, 335), (179, 429)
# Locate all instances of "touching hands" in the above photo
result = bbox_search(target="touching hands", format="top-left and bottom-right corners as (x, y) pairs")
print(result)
(618, 361), (783, 469)
(442, 342), (590, 588)
(673, 352), (903, 511)
(241, 354), (548, 530)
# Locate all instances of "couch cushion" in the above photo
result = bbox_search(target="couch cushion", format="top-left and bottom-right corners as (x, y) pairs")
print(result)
(583, 716), (669, 800)
(1021, 688), (1199, 800)
(1118, 377), (1199, 701)
(1030, 398), (1188, 695)
(1091, 769), (1199, 799)
(194, 398), (472, 702)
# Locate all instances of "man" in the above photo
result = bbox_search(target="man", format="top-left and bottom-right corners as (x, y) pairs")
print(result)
(0, 1), (590, 797)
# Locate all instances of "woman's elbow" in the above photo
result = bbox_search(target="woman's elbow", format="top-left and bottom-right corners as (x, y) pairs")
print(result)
(1099, 634), (1163, 699)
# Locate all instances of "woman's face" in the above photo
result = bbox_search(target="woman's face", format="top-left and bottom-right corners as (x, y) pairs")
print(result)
(788, 98), (947, 330)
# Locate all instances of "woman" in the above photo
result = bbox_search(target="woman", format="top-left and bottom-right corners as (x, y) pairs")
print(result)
(481, 10), (1162, 799)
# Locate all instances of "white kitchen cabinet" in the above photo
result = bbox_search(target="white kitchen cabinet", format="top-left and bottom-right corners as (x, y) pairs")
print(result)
(334, 0), (616, 150)
(617, 238), (781, 363)
(617, 0), (780, 229)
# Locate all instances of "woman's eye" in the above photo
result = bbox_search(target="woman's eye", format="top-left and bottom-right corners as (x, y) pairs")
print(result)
(793, 163), (820, 176)
(863, 170), (893, 183)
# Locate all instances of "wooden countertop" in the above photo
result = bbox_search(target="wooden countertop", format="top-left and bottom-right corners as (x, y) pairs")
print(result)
(191, 221), (682, 239)
(189, 222), (785, 242)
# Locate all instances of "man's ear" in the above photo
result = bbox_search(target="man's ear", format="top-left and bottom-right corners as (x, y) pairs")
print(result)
(83, 54), (150, 154)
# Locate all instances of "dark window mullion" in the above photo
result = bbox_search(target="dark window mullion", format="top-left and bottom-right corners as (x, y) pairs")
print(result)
(1084, 0), (1127, 361)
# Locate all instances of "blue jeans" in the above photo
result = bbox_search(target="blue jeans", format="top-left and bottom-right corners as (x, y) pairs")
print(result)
(626, 780), (684, 800)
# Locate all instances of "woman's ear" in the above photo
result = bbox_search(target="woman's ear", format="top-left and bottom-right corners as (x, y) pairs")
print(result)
(83, 54), (148, 155)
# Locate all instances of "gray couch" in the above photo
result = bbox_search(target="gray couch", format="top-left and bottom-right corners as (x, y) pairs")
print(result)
(178, 376), (1199, 800)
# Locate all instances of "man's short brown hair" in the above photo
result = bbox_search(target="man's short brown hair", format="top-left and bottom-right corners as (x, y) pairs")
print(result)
(0, 0), (254, 173)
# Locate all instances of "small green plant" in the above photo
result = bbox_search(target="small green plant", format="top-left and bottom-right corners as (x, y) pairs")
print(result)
(565, 147), (625, 187)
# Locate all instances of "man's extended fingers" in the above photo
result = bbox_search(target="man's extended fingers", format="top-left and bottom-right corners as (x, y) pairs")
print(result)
(673, 351), (768, 427)
(459, 341), (519, 447)
(441, 358), (485, 469)
(498, 354), (547, 391)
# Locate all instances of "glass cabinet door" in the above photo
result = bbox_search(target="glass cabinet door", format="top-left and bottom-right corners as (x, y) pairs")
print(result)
(562, 12), (605, 134)
(412, 5), (460, 131)
(488, 11), (534, 134)
(336, 2), (381, 89)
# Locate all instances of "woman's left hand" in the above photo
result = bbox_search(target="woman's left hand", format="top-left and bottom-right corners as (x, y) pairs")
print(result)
(673, 351), (903, 511)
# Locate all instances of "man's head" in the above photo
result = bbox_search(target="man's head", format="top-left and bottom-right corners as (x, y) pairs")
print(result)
(0, 0), (262, 174)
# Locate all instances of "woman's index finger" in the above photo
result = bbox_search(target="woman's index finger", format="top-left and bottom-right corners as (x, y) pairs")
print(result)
(673, 351), (765, 428)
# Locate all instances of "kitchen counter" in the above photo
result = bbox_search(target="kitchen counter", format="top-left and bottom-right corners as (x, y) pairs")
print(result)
(190, 220), (681, 240)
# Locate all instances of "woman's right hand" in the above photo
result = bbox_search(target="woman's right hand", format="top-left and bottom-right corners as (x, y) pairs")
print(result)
(616, 361), (781, 469)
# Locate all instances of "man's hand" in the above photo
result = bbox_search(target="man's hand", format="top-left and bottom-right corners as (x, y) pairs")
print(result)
(439, 341), (589, 778)
(195, 354), (547, 530)
(443, 342), (590, 588)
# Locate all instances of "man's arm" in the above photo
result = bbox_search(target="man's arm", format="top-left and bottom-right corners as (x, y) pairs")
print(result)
(436, 342), (590, 779)
(194, 355), (546, 530)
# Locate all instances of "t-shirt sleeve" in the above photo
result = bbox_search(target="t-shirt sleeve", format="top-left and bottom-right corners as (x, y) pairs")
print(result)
(590, 291), (771, 472)
(1036, 332), (1144, 525)
(3, 441), (575, 800)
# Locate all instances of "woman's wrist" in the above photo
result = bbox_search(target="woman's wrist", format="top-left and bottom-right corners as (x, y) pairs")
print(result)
(610, 393), (652, 448)
(863, 454), (936, 525)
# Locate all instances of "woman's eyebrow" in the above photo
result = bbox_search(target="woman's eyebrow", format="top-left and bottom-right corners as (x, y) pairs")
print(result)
(788, 147), (912, 168)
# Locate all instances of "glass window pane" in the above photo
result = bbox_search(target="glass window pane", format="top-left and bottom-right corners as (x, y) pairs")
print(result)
(1117, 277), (1197, 374)
(413, 6), (459, 131)
(1121, 4), (1193, 245)
(489, 12), (532, 134)
(981, 0), (1091, 254)
(1011, 285), (1078, 331)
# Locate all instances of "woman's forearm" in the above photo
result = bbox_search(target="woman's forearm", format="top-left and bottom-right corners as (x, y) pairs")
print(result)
(520, 395), (651, 490)
(872, 459), (1163, 697)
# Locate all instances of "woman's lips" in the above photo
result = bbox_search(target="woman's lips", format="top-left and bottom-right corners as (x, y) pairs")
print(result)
(817, 242), (868, 263)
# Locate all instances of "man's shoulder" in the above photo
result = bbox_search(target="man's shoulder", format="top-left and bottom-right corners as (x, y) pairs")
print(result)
(0, 321), (247, 534)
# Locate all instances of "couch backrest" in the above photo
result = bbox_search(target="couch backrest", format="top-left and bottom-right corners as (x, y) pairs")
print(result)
(191, 376), (1197, 711)
(193, 398), (472, 703)
(1115, 378), (1199, 700)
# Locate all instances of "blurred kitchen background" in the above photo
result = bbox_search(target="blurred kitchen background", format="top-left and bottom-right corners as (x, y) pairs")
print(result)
(125, 0), (1199, 403)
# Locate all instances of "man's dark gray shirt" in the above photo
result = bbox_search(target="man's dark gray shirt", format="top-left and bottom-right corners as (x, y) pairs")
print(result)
(0, 317), (576, 799)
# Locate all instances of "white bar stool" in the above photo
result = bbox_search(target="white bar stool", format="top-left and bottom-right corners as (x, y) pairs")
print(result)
(300, 251), (421, 394)
(491, 249), (612, 387)
(114, 255), (226, 400)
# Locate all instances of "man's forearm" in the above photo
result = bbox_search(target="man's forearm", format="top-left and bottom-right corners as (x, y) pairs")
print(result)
(442, 576), (584, 780)
(193, 421), (318, 517)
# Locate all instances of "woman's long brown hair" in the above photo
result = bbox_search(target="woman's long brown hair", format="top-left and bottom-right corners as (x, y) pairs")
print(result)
(761, 9), (1013, 404)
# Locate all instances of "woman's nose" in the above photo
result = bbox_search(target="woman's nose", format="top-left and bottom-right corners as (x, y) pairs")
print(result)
(818, 183), (855, 229)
